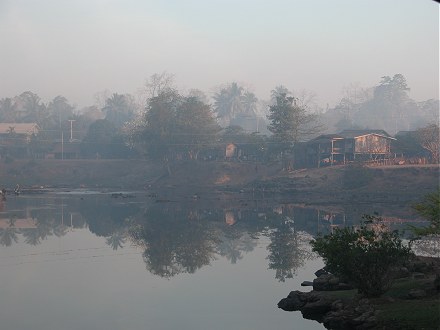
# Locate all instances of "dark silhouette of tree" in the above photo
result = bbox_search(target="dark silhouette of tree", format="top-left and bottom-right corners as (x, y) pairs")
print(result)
(138, 90), (220, 164)
(0, 228), (19, 246)
(141, 89), (181, 162)
(268, 92), (321, 145)
(267, 91), (322, 168)
(81, 119), (133, 158)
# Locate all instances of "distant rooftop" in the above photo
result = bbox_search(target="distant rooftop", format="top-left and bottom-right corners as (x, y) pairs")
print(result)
(337, 129), (392, 139)
(0, 123), (39, 135)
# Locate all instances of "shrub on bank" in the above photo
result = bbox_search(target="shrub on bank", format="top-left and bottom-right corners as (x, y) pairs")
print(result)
(311, 215), (413, 297)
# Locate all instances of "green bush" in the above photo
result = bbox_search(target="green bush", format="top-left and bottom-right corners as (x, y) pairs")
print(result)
(311, 215), (413, 297)
(411, 189), (440, 236)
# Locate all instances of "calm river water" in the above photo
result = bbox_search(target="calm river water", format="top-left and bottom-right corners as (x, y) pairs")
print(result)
(0, 192), (421, 330)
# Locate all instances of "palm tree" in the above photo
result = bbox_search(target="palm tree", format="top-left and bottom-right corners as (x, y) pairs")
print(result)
(22, 219), (53, 245)
(103, 93), (135, 129)
(0, 228), (19, 246)
(242, 91), (258, 116)
(213, 82), (245, 127)
(106, 230), (127, 250)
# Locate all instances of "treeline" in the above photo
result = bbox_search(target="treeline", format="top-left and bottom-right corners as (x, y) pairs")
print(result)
(0, 73), (438, 162)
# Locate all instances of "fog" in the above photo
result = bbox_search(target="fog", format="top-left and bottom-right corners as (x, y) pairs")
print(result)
(0, 0), (438, 108)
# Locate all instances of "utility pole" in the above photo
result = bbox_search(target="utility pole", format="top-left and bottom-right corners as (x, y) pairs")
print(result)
(68, 119), (75, 142)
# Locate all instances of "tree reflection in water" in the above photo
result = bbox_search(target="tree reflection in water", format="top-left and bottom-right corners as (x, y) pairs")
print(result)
(265, 216), (315, 282)
(4, 194), (406, 281)
(217, 230), (257, 264)
(129, 205), (218, 278)
(0, 227), (19, 246)
(22, 219), (54, 245)
(106, 229), (127, 250)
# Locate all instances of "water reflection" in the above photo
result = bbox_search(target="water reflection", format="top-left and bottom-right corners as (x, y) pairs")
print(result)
(0, 193), (423, 280)
(0, 226), (19, 246)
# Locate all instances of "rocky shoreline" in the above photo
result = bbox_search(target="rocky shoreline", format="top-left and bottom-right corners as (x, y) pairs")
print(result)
(278, 257), (440, 330)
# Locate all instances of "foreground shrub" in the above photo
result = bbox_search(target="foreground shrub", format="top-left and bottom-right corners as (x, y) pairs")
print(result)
(412, 190), (440, 237)
(311, 215), (413, 297)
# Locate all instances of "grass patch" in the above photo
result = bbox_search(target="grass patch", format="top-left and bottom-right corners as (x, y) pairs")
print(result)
(313, 276), (439, 329)
(383, 277), (434, 299)
(376, 299), (440, 330)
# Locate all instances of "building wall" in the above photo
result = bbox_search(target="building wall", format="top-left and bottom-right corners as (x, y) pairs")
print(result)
(354, 135), (390, 154)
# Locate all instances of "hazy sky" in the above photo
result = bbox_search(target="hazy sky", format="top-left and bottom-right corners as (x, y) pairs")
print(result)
(0, 0), (438, 108)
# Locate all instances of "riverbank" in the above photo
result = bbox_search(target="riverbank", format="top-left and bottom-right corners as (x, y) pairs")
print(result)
(0, 159), (438, 206)
(278, 256), (440, 329)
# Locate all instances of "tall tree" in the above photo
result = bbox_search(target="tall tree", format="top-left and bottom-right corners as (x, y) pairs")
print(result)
(137, 89), (221, 168)
(352, 74), (413, 133)
(267, 91), (322, 168)
(270, 85), (292, 104)
(268, 92), (321, 147)
(141, 89), (182, 162)
(175, 96), (220, 159)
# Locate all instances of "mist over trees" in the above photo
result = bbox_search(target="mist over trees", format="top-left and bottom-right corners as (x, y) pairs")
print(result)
(322, 74), (438, 135)
(134, 88), (220, 163)
(0, 72), (437, 163)
(213, 82), (267, 133)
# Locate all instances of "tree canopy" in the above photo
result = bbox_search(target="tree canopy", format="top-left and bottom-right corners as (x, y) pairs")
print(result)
(267, 91), (322, 148)
(139, 89), (220, 161)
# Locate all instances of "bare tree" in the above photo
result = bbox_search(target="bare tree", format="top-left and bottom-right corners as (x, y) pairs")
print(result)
(145, 71), (175, 98)
(415, 124), (440, 164)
